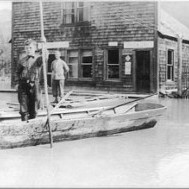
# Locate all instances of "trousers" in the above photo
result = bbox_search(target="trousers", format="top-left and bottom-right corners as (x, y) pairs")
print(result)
(18, 81), (42, 121)
(52, 79), (65, 98)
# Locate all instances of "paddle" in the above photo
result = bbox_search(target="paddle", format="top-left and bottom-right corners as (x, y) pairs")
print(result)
(43, 90), (73, 128)
(50, 90), (73, 115)
(90, 93), (157, 116)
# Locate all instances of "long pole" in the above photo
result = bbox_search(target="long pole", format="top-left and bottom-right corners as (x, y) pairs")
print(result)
(39, 1), (53, 148)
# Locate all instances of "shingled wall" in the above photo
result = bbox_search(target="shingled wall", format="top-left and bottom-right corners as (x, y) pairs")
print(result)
(158, 37), (178, 89)
(12, 1), (157, 92)
(158, 35), (189, 91)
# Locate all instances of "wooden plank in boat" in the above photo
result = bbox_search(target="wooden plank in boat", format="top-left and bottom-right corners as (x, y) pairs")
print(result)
(0, 106), (113, 119)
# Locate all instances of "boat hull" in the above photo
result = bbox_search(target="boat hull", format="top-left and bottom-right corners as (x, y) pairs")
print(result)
(0, 103), (166, 149)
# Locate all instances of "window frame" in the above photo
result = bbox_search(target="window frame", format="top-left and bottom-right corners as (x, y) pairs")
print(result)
(105, 48), (121, 81)
(62, 2), (90, 25)
(67, 49), (79, 80)
(62, 2), (76, 24)
(167, 49), (174, 81)
(80, 49), (93, 80)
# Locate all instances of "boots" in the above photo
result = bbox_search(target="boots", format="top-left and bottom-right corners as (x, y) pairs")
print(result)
(52, 97), (59, 103)
(21, 114), (28, 121)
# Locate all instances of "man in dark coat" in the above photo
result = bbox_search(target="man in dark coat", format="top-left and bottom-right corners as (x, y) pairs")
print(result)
(15, 39), (46, 121)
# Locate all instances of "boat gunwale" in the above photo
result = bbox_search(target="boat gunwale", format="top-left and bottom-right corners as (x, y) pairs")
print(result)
(0, 103), (167, 125)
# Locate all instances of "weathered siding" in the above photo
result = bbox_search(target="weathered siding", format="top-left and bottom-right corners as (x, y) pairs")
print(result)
(158, 36), (189, 90)
(90, 2), (156, 91)
(91, 2), (155, 44)
(158, 37), (178, 89)
(12, 1), (157, 92)
(181, 42), (189, 89)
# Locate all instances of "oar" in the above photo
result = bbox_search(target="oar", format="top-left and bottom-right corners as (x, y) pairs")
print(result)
(50, 90), (73, 115)
(43, 90), (73, 129)
(90, 93), (157, 116)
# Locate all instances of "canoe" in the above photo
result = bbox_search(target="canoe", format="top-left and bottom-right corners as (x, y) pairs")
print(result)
(0, 99), (166, 149)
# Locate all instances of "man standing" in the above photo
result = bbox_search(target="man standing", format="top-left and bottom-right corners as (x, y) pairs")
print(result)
(15, 39), (46, 121)
(51, 50), (69, 103)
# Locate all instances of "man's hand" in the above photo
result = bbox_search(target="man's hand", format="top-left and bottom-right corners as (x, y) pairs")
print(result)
(30, 82), (34, 87)
(15, 84), (19, 91)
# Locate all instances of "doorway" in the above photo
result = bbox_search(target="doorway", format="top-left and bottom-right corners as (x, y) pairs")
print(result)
(135, 50), (151, 92)
(47, 54), (55, 87)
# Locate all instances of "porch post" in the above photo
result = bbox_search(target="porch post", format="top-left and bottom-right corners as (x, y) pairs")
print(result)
(177, 35), (183, 96)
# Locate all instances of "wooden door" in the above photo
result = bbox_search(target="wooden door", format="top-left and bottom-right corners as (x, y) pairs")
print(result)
(136, 51), (151, 92)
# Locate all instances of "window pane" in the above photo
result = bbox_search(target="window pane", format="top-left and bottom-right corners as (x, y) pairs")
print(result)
(82, 56), (92, 63)
(108, 50), (119, 64)
(68, 50), (79, 78)
(82, 65), (92, 78)
(167, 66), (171, 80)
(81, 50), (92, 78)
(108, 65), (119, 79)
(167, 49), (174, 80)
(168, 50), (173, 65)
(63, 2), (75, 24)
(68, 64), (78, 78)
(64, 15), (70, 24)
(69, 50), (78, 57)
(78, 8), (83, 22)
(69, 57), (78, 64)
(63, 2), (90, 23)
(78, 2), (84, 22)
(82, 50), (92, 57)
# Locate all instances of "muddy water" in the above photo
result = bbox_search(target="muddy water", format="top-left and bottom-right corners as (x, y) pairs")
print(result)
(0, 93), (189, 187)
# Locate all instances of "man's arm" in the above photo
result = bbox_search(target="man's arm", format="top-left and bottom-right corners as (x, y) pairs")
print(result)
(63, 61), (69, 73)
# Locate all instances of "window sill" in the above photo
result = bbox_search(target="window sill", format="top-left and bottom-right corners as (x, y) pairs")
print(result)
(79, 78), (93, 81)
(105, 79), (121, 82)
(60, 21), (90, 28)
(166, 80), (175, 83)
(67, 78), (78, 81)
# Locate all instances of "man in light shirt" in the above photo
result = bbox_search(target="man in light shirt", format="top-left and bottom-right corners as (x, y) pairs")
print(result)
(51, 50), (69, 103)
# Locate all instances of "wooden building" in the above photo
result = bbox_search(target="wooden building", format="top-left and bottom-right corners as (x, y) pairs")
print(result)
(11, 1), (189, 94)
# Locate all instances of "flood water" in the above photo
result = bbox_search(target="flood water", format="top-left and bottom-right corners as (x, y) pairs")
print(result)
(0, 93), (189, 187)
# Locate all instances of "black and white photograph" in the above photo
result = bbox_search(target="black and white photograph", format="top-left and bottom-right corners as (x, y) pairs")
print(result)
(0, 0), (189, 187)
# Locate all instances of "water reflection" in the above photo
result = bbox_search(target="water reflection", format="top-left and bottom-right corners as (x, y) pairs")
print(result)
(0, 94), (189, 187)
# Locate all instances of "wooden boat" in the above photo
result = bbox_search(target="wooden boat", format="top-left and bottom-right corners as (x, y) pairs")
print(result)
(0, 97), (166, 149)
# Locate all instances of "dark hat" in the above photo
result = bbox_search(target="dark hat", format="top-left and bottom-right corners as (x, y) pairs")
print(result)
(24, 38), (37, 46)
